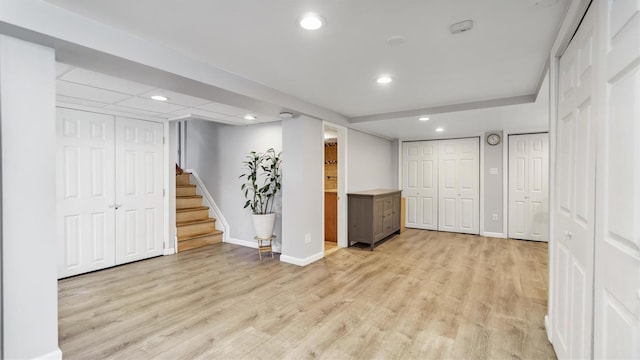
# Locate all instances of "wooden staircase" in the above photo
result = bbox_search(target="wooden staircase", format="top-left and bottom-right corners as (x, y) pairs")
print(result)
(176, 173), (223, 252)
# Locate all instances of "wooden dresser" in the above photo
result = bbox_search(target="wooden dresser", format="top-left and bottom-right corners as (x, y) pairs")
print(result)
(348, 189), (401, 250)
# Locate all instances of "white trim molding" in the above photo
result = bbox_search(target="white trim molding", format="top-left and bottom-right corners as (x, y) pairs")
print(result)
(482, 231), (506, 239)
(226, 237), (258, 249)
(33, 348), (63, 360)
(280, 251), (324, 267)
(545, 315), (552, 343)
(185, 169), (229, 242)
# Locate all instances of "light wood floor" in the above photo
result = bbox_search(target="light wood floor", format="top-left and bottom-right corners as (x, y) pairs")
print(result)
(59, 229), (555, 359)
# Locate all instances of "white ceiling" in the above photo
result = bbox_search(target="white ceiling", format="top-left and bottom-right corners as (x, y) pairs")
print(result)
(47, 0), (568, 119)
(55, 63), (281, 125)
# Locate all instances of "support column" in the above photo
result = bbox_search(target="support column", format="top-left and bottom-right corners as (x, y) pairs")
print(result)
(0, 35), (60, 359)
(280, 116), (324, 266)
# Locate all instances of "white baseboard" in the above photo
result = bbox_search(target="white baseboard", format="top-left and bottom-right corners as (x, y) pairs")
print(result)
(33, 348), (62, 360)
(482, 231), (507, 239)
(226, 237), (258, 249)
(280, 251), (324, 267)
(545, 315), (552, 343)
(163, 248), (175, 255)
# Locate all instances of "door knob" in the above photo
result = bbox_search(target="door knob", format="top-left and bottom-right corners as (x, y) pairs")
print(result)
(565, 231), (573, 239)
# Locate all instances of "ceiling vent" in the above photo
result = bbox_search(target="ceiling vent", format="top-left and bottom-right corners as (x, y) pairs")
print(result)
(450, 20), (473, 35)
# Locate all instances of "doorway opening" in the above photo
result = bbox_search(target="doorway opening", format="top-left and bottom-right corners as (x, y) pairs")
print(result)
(322, 123), (348, 254)
(324, 127), (339, 255)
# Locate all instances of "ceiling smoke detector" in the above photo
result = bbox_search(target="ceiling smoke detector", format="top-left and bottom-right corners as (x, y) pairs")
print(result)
(450, 20), (473, 35)
(279, 111), (294, 119)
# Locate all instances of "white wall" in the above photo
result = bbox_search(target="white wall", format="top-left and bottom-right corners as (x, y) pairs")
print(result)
(186, 120), (283, 249)
(347, 129), (397, 192)
(0, 36), (61, 359)
(281, 116), (324, 265)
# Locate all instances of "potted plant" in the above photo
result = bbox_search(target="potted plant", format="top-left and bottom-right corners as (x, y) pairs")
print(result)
(239, 148), (282, 238)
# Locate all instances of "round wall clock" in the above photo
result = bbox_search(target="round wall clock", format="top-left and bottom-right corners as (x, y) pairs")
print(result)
(487, 133), (501, 146)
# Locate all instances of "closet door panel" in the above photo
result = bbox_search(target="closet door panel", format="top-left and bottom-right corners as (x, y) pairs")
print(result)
(56, 108), (115, 278)
(115, 117), (165, 265)
(402, 141), (438, 229)
(508, 133), (548, 241)
(552, 6), (597, 359)
(594, 0), (640, 358)
(438, 137), (479, 234)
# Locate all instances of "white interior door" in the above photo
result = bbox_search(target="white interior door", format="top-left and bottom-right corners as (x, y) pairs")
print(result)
(553, 5), (597, 359)
(438, 138), (479, 235)
(402, 141), (438, 230)
(508, 133), (549, 241)
(115, 117), (165, 265)
(56, 108), (115, 278)
(593, 0), (640, 357)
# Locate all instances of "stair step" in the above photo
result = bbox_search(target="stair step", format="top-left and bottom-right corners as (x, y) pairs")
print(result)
(176, 206), (209, 222)
(176, 173), (192, 186)
(176, 195), (202, 209)
(177, 218), (217, 238)
(178, 231), (223, 252)
(176, 184), (197, 197)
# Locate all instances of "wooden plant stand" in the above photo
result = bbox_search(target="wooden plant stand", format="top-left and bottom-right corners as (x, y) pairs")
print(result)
(254, 235), (275, 260)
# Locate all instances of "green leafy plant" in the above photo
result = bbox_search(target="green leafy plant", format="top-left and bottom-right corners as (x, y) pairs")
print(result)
(239, 148), (282, 214)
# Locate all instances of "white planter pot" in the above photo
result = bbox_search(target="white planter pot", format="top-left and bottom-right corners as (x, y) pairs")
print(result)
(252, 213), (276, 239)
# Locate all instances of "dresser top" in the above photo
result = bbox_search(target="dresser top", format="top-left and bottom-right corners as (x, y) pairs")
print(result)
(347, 189), (401, 196)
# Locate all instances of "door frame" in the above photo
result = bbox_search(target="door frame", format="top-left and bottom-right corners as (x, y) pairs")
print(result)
(322, 121), (348, 249)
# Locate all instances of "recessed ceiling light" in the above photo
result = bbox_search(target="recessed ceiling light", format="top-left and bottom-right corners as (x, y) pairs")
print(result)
(279, 111), (294, 119)
(244, 114), (256, 120)
(150, 95), (168, 101)
(419, 117), (430, 121)
(435, 127), (444, 132)
(299, 14), (324, 30)
(376, 75), (393, 84)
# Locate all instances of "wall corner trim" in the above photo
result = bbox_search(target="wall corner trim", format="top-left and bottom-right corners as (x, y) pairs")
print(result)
(482, 231), (507, 239)
(544, 315), (552, 343)
(226, 237), (258, 249)
(280, 251), (324, 267)
(33, 348), (63, 360)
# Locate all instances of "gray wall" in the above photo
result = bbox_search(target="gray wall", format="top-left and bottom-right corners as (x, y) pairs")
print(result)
(186, 120), (283, 248)
(483, 131), (504, 234)
(347, 129), (397, 192)
(281, 116), (324, 260)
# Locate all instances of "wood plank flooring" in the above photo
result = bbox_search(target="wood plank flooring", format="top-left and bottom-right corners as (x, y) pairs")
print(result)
(58, 229), (555, 359)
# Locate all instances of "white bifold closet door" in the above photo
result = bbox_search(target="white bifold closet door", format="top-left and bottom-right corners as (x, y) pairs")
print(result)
(593, 0), (640, 358)
(552, 5), (597, 359)
(56, 108), (164, 278)
(508, 133), (549, 241)
(56, 109), (116, 277)
(114, 117), (165, 265)
(402, 141), (438, 230)
(438, 138), (480, 234)
(403, 138), (479, 235)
